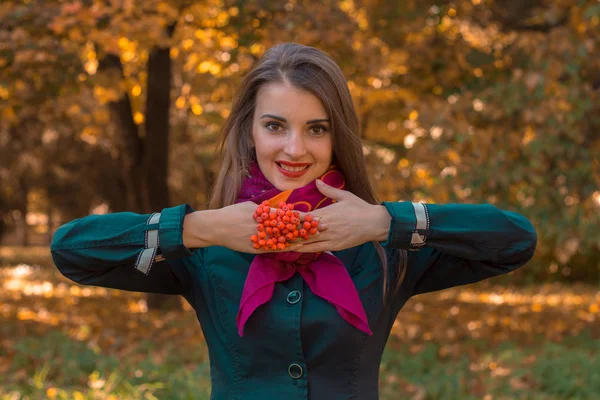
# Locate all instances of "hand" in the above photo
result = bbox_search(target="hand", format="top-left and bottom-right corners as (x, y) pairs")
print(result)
(292, 179), (392, 253)
(206, 202), (304, 254)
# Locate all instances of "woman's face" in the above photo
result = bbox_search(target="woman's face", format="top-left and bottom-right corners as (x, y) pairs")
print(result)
(251, 81), (334, 191)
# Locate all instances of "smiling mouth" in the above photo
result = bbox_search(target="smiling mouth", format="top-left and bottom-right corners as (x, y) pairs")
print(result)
(276, 163), (310, 172)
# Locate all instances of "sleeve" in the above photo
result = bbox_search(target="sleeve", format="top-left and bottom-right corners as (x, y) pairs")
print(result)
(50, 203), (200, 296)
(379, 202), (537, 296)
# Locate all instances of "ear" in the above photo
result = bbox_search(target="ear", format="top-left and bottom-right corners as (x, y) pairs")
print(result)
(316, 179), (348, 201)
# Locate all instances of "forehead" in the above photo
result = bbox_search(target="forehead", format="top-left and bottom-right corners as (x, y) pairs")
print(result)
(255, 82), (328, 119)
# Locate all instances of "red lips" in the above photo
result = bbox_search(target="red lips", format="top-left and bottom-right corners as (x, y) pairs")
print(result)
(276, 160), (312, 167)
(275, 161), (311, 178)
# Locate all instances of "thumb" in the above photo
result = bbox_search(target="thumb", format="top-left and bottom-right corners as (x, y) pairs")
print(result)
(316, 179), (347, 201)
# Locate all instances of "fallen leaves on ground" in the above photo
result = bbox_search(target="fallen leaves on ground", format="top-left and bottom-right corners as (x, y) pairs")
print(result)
(1, 246), (598, 399)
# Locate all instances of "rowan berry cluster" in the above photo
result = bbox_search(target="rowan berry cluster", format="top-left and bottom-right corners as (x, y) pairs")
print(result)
(250, 200), (319, 251)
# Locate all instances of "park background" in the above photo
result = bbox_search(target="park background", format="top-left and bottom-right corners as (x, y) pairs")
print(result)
(1, 0), (599, 398)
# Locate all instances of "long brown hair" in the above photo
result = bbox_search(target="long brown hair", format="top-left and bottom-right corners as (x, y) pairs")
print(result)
(208, 43), (407, 304)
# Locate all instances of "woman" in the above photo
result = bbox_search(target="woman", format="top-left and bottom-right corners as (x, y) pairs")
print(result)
(51, 43), (537, 399)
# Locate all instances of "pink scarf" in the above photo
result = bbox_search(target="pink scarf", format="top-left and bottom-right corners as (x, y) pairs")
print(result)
(235, 162), (373, 337)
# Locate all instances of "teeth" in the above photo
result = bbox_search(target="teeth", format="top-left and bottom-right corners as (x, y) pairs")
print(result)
(279, 164), (308, 172)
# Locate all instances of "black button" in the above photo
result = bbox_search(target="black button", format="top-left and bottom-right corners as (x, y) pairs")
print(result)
(288, 363), (303, 379)
(287, 290), (301, 304)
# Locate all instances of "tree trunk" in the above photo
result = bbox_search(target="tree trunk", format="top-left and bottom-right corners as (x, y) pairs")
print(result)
(143, 23), (182, 311)
(99, 31), (182, 310)
(15, 178), (29, 247)
(143, 43), (172, 213)
(98, 53), (145, 213)
(359, 109), (371, 140)
(46, 202), (54, 245)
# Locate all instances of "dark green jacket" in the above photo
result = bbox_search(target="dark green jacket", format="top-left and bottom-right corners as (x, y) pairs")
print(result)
(50, 201), (537, 400)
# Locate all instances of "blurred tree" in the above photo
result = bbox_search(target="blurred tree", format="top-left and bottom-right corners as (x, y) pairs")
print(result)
(0, 0), (598, 286)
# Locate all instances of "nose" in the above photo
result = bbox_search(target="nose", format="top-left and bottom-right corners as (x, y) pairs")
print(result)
(283, 130), (307, 159)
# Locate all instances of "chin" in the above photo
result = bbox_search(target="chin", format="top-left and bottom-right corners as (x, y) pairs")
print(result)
(275, 178), (313, 191)
(277, 181), (305, 191)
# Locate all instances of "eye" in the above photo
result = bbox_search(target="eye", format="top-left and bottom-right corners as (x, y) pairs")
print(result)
(264, 121), (283, 132)
(309, 124), (329, 136)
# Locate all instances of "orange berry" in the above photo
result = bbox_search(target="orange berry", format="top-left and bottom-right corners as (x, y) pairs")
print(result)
(293, 211), (300, 218)
(282, 229), (289, 235)
(269, 220), (277, 227)
(259, 239), (266, 246)
(253, 243), (261, 249)
(266, 227), (273, 235)
(256, 206), (264, 215)
(309, 227), (318, 235)
(257, 224), (264, 232)
(266, 239), (274, 247)
(269, 212), (277, 220)
(277, 221), (285, 230)
(277, 242), (286, 250)
(256, 217), (263, 224)
(258, 231), (267, 239)
(272, 227), (280, 235)
(277, 209), (285, 217)
(261, 213), (268, 220)
(303, 221), (311, 230)
(288, 204), (294, 210)
(278, 236), (286, 243)
(293, 230), (299, 237)
(311, 221), (318, 228)
(282, 215), (290, 223)
(286, 232), (294, 240)
(285, 210), (293, 217)
(304, 214), (313, 222)
(292, 217), (300, 225)
(286, 223), (294, 231)
(278, 202), (286, 208)
(250, 235), (258, 242)
(299, 229), (307, 236)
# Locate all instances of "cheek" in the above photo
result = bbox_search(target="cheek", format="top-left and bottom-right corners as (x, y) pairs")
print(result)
(321, 138), (334, 162)
(253, 134), (278, 161)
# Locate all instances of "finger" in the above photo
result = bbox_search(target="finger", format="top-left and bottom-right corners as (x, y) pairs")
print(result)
(280, 243), (303, 252)
(254, 243), (303, 254)
(293, 241), (330, 253)
(290, 230), (323, 245)
(315, 179), (348, 201)
(288, 243), (304, 252)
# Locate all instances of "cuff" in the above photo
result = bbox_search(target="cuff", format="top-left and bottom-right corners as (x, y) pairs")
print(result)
(158, 203), (197, 260)
(379, 201), (430, 250)
(133, 203), (196, 275)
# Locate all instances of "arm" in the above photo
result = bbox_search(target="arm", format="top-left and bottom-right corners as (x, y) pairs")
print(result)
(379, 202), (537, 295)
(51, 203), (209, 295)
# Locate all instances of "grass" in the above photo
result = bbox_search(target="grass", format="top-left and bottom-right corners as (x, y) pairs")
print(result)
(2, 331), (598, 400)
(1, 246), (599, 399)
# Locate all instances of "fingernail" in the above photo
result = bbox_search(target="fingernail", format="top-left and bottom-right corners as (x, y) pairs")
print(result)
(316, 179), (323, 185)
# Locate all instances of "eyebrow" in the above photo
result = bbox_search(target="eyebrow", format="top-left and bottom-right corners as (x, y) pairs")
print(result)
(260, 114), (330, 124)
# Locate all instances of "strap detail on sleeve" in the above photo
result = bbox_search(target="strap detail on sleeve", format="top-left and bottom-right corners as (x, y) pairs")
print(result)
(409, 202), (429, 251)
(134, 212), (162, 275)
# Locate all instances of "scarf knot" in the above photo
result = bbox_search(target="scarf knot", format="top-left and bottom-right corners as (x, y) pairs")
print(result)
(235, 162), (373, 337)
